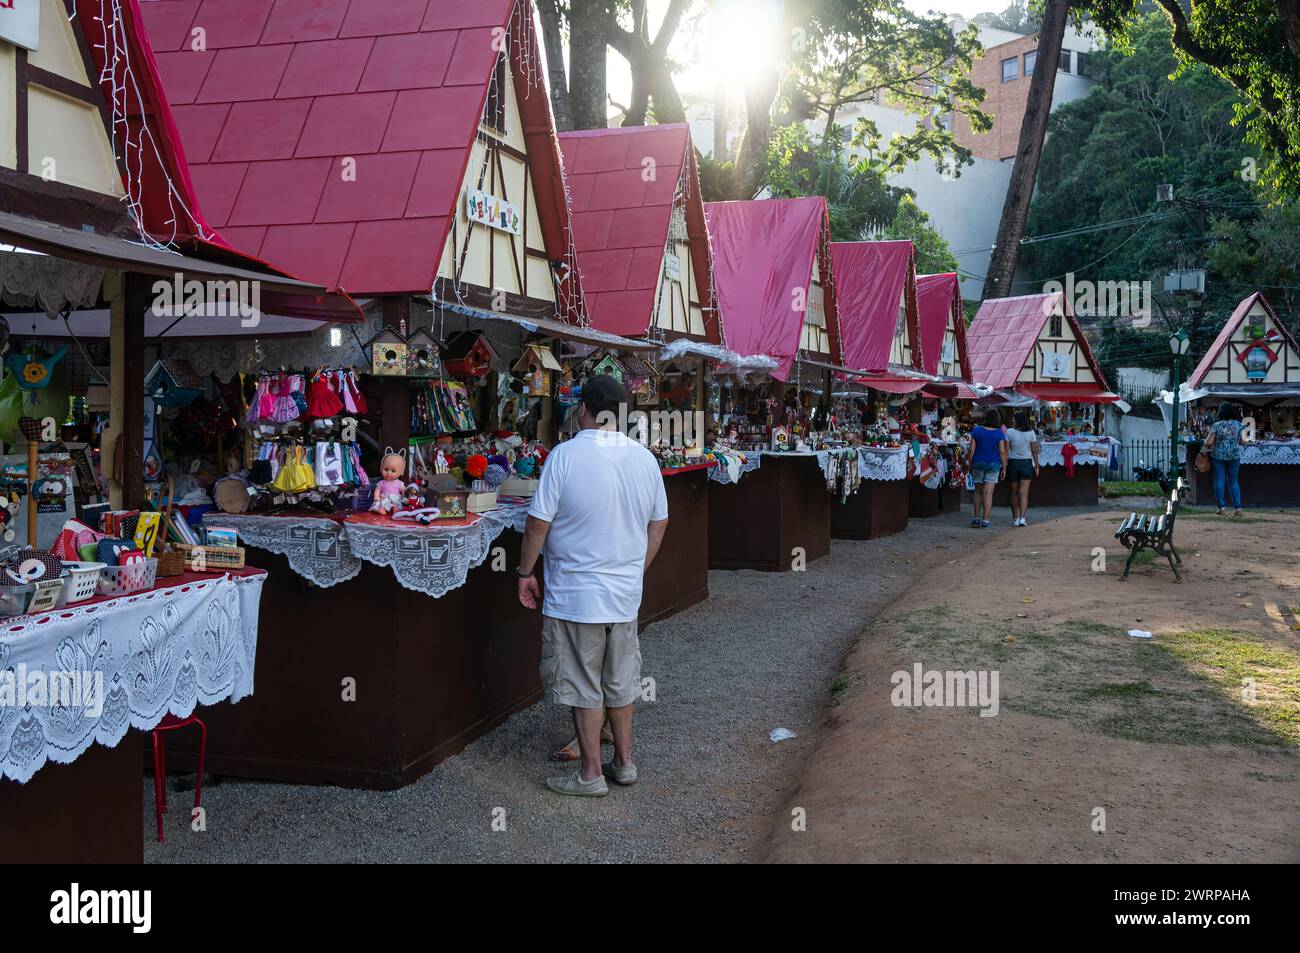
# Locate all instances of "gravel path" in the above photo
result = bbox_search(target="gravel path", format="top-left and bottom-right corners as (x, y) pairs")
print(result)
(146, 502), (1115, 863)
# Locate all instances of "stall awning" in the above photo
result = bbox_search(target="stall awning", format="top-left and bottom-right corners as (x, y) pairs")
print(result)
(0, 211), (360, 323)
(1016, 383), (1120, 403)
(921, 381), (959, 399)
(438, 300), (658, 352)
(854, 374), (926, 394)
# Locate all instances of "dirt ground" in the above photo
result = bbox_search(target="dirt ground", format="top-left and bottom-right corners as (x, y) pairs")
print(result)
(763, 504), (1300, 863)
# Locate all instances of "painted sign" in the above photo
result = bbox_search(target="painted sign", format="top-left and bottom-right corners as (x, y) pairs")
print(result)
(1040, 350), (1072, 379)
(0, 0), (40, 52)
(941, 338), (956, 364)
(664, 251), (681, 282)
(465, 188), (522, 236)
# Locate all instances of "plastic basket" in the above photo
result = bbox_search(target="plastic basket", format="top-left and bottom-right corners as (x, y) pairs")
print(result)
(96, 558), (158, 597)
(56, 562), (105, 607)
(0, 583), (37, 617)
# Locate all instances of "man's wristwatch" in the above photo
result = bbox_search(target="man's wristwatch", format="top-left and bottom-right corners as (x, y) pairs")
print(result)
(515, 566), (534, 578)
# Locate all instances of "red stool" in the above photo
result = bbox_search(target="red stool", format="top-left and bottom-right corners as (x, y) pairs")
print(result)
(151, 714), (206, 843)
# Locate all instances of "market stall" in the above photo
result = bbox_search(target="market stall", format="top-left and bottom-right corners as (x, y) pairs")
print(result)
(143, 0), (663, 788)
(702, 197), (845, 570)
(1, 0), (349, 857)
(826, 240), (927, 539)
(911, 273), (974, 517)
(966, 292), (1119, 507)
(558, 123), (721, 624)
(1180, 292), (1300, 506)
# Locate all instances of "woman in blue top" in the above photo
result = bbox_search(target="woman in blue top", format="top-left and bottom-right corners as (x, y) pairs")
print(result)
(965, 409), (1007, 528)
(1204, 401), (1246, 516)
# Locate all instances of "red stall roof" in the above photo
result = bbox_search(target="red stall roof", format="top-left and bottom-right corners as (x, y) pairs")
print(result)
(916, 272), (968, 379)
(830, 240), (917, 374)
(968, 292), (1113, 399)
(704, 196), (839, 381)
(26, 0), (360, 322)
(559, 124), (719, 342)
(140, 0), (572, 298)
(1188, 291), (1299, 387)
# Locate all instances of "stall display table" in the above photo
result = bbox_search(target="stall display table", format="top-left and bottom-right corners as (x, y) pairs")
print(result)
(832, 447), (911, 539)
(708, 452), (831, 571)
(640, 464), (710, 627)
(1185, 440), (1300, 507)
(0, 569), (265, 863)
(970, 438), (1114, 508)
(176, 508), (543, 789)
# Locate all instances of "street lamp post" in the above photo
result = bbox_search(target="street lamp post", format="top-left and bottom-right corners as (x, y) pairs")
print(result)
(1169, 329), (1190, 482)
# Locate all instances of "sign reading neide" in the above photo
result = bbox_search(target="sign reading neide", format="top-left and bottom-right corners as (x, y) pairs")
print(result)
(0, 0), (40, 52)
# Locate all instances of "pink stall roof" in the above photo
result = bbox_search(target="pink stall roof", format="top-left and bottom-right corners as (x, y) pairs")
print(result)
(916, 272), (967, 378)
(704, 197), (836, 381)
(139, 0), (574, 298)
(559, 124), (719, 342)
(830, 240), (916, 374)
(968, 291), (1110, 393)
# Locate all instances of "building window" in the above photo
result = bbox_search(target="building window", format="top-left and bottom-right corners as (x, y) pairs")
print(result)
(1049, 314), (1063, 338)
(1024, 50), (1037, 76)
(1001, 56), (1018, 82)
(483, 54), (507, 132)
(1058, 48), (1072, 73)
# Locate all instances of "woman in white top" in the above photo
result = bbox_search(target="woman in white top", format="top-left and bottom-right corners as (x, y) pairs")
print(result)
(1004, 411), (1041, 526)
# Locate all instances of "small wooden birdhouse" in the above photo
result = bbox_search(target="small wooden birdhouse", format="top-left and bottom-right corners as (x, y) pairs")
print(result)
(368, 328), (408, 376)
(144, 359), (202, 407)
(443, 331), (497, 379)
(591, 354), (626, 382)
(512, 344), (561, 397)
(406, 329), (442, 377)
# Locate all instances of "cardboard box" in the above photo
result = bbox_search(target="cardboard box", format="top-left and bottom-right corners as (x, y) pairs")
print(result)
(499, 477), (538, 497)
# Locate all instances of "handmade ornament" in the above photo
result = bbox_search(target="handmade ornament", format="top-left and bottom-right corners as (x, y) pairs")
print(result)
(0, 492), (19, 543)
(2, 548), (65, 585)
(6, 345), (67, 391)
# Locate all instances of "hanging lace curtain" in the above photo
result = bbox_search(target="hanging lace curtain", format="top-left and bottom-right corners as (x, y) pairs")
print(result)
(0, 249), (104, 318)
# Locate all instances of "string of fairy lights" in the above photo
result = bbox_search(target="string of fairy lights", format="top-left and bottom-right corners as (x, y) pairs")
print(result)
(76, 0), (209, 252)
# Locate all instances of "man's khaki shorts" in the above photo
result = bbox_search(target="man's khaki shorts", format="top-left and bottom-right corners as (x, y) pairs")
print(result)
(540, 615), (641, 709)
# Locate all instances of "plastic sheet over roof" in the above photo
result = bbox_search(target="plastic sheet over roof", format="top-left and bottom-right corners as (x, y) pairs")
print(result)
(704, 197), (834, 382)
(830, 240), (915, 374)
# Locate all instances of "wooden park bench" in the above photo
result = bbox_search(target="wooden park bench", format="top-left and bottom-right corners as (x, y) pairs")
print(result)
(1114, 477), (1186, 581)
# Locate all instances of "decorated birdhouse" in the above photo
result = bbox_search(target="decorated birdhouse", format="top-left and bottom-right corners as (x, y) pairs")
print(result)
(144, 359), (203, 407)
(512, 343), (561, 396)
(443, 331), (497, 379)
(406, 329), (443, 378)
(591, 354), (626, 382)
(368, 328), (409, 376)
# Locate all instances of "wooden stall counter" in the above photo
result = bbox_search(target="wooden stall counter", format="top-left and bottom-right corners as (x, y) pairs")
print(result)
(640, 464), (710, 627)
(708, 453), (831, 572)
(1184, 440), (1300, 507)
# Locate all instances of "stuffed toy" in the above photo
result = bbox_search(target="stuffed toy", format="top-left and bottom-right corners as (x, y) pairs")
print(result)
(3, 547), (65, 585)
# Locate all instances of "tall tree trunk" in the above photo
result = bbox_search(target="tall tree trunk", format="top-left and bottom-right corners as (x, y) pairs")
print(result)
(713, 71), (728, 159)
(736, 67), (779, 197)
(570, 0), (608, 129)
(982, 0), (1071, 301)
(535, 0), (572, 131)
(1278, 0), (1300, 67)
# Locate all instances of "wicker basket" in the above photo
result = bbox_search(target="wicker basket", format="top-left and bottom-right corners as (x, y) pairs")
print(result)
(176, 544), (245, 571)
(156, 546), (187, 577)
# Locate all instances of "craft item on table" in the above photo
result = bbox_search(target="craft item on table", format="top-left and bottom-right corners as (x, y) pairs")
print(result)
(431, 488), (470, 521)
(205, 527), (239, 549)
(484, 463), (507, 489)
(51, 518), (103, 560)
(96, 538), (137, 566)
(3, 548), (64, 584)
(465, 454), (488, 481)
(0, 492), (17, 544)
(370, 449), (408, 515)
(403, 483), (425, 511)
(133, 511), (163, 557)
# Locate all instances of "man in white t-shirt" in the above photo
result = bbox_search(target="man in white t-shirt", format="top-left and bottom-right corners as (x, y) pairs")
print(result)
(517, 373), (669, 797)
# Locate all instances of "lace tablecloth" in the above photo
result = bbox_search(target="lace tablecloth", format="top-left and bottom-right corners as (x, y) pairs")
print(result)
(1038, 439), (1115, 468)
(207, 503), (532, 599)
(857, 446), (910, 482)
(708, 451), (764, 485)
(1241, 442), (1300, 465)
(0, 572), (265, 783)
